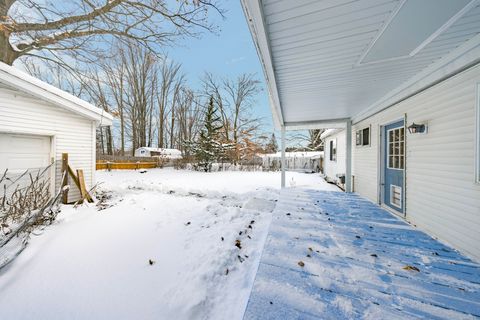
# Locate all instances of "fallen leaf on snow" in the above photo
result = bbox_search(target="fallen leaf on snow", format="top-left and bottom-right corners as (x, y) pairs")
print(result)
(403, 265), (420, 272)
(235, 240), (242, 249)
(298, 261), (305, 267)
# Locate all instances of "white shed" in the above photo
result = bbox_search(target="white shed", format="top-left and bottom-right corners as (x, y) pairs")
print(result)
(134, 147), (182, 159)
(0, 62), (113, 202)
(321, 129), (346, 188)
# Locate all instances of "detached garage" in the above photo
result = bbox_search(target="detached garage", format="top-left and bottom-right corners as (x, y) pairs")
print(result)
(0, 62), (113, 202)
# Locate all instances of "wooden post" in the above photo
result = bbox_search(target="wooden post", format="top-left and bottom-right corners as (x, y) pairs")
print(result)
(77, 169), (87, 204)
(61, 153), (69, 204)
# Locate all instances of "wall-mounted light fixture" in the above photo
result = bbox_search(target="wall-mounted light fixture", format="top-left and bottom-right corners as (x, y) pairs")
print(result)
(407, 122), (427, 134)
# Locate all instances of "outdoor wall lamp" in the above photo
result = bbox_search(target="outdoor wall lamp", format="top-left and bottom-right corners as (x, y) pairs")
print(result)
(407, 122), (427, 134)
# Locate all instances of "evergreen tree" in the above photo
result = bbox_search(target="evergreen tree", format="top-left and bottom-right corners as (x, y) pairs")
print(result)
(265, 133), (278, 153)
(195, 96), (223, 172)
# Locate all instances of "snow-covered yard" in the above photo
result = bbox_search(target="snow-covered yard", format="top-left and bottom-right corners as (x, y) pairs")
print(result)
(0, 169), (338, 320)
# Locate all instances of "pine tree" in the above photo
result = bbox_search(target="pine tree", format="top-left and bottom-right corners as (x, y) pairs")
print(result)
(265, 133), (278, 153)
(196, 96), (223, 172)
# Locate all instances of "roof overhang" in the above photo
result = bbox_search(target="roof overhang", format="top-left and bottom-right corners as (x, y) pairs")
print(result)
(241, 0), (480, 130)
(0, 62), (113, 126)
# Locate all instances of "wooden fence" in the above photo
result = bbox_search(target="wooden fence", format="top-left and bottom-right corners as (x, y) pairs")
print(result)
(96, 161), (158, 170)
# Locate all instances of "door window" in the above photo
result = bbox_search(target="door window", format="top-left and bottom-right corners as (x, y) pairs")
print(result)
(387, 127), (404, 169)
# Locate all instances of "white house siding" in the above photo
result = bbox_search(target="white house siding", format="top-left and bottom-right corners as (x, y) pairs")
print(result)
(352, 64), (480, 261)
(0, 88), (95, 202)
(323, 130), (346, 184)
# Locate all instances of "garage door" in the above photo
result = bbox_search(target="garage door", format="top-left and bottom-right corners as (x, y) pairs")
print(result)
(0, 133), (52, 195)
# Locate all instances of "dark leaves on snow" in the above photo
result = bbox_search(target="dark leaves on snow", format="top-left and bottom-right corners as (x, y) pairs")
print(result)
(185, 221), (191, 226)
(370, 254), (378, 258)
(298, 261), (305, 267)
(403, 265), (420, 272)
(235, 240), (242, 249)
(148, 259), (155, 265)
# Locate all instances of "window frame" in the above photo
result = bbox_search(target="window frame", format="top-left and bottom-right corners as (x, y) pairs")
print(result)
(355, 125), (371, 147)
(386, 127), (405, 170)
(329, 138), (337, 162)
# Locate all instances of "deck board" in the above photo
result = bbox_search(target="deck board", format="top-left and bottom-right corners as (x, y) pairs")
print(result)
(243, 190), (480, 319)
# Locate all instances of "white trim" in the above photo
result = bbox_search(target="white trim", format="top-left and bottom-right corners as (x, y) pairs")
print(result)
(50, 135), (57, 197)
(241, 0), (284, 128)
(281, 126), (286, 188)
(345, 120), (352, 193)
(355, 125), (371, 147)
(357, 0), (477, 65)
(353, 33), (480, 124)
(409, 0), (479, 57)
(0, 62), (113, 125)
(92, 122), (97, 189)
(284, 118), (348, 131)
(386, 126), (405, 170)
(475, 82), (480, 184)
(356, 0), (407, 66)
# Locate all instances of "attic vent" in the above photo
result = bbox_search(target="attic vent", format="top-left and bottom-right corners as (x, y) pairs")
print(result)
(390, 185), (402, 208)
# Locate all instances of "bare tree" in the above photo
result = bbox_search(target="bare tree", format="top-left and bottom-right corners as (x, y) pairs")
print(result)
(224, 73), (261, 162)
(157, 58), (181, 148)
(1, 0), (223, 66)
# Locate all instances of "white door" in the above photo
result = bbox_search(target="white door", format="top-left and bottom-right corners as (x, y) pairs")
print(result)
(0, 133), (52, 195)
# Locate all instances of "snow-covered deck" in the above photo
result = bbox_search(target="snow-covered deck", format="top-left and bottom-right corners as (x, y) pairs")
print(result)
(244, 190), (480, 319)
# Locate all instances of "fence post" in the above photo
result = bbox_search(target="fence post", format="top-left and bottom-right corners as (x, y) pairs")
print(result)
(61, 153), (69, 204)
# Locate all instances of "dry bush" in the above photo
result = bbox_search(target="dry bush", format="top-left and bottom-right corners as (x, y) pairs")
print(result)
(0, 166), (64, 269)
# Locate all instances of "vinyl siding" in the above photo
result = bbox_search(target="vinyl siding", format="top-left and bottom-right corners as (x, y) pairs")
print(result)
(0, 88), (95, 202)
(352, 63), (480, 261)
(324, 130), (346, 183)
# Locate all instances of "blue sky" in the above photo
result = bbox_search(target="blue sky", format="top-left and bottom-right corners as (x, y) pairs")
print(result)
(164, 0), (274, 133)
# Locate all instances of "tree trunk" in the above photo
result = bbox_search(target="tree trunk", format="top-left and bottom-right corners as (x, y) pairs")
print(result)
(105, 126), (113, 155)
(0, 32), (19, 65)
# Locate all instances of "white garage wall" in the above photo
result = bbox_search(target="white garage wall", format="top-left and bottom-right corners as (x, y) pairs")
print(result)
(0, 88), (95, 202)
(323, 130), (346, 183)
(352, 64), (480, 261)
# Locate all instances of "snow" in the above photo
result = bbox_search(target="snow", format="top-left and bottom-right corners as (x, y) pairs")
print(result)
(0, 169), (338, 320)
(259, 151), (323, 159)
(135, 147), (183, 159)
(244, 189), (480, 319)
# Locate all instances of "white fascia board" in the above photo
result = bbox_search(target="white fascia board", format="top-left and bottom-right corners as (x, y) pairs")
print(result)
(353, 33), (480, 124)
(0, 62), (113, 126)
(284, 118), (348, 131)
(320, 128), (345, 140)
(241, 0), (284, 128)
